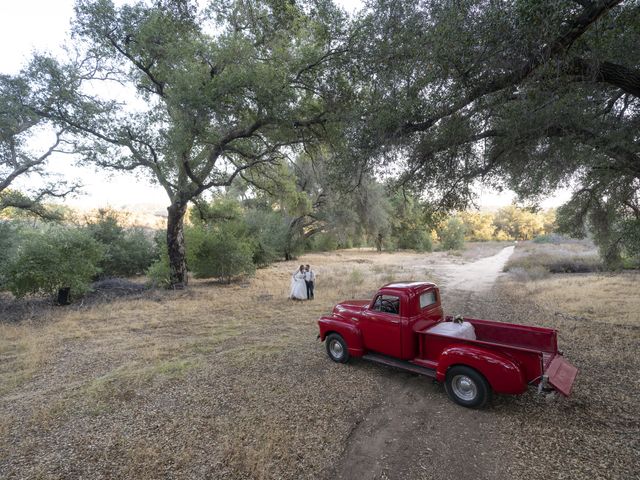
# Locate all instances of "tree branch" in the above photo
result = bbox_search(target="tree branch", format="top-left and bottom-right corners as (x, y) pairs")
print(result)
(402, 0), (622, 135)
(567, 57), (640, 97)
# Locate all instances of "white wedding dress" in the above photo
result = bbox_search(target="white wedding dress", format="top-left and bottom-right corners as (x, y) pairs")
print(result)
(290, 271), (307, 300)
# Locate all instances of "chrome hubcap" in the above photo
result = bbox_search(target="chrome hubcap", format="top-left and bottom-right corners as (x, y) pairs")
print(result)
(329, 339), (344, 358)
(451, 375), (477, 401)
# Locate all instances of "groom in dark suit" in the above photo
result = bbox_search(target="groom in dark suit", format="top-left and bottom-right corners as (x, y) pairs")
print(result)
(304, 264), (315, 300)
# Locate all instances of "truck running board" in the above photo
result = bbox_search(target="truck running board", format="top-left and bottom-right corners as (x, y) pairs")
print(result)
(362, 353), (437, 378)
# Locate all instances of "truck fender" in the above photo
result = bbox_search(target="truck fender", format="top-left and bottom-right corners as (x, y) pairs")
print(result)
(436, 345), (526, 395)
(318, 316), (364, 357)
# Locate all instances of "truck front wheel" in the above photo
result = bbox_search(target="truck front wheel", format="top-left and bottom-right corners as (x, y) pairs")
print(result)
(326, 333), (350, 363)
(445, 366), (491, 408)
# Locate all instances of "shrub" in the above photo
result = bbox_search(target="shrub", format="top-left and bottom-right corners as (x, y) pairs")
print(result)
(187, 225), (255, 283)
(146, 257), (171, 288)
(120, 228), (158, 275)
(310, 232), (339, 252)
(438, 217), (466, 250)
(504, 252), (603, 276)
(0, 221), (22, 288)
(85, 210), (157, 277)
(244, 209), (291, 266)
(533, 233), (568, 244)
(396, 229), (433, 252)
(5, 226), (104, 301)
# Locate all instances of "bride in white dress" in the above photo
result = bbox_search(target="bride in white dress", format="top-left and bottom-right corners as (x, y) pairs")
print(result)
(290, 265), (307, 300)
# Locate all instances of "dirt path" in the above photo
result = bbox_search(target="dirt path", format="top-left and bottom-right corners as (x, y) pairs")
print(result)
(327, 246), (516, 480)
(434, 245), (515, 292)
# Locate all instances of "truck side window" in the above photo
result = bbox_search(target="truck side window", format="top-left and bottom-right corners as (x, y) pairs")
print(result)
(420, 290), (437, 309)
(372, 295), (400, 315)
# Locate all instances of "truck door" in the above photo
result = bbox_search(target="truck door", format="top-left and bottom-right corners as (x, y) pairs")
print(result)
(361, 294), (403, 358)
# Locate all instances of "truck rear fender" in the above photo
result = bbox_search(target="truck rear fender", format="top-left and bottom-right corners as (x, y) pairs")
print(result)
(437, 345), (526, 395)
(318, 316), (364, 357)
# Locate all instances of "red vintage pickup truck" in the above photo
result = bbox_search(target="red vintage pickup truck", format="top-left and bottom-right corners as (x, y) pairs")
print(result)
(318, 281), (578, 408)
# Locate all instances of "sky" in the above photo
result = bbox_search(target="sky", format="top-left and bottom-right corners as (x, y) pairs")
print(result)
(0, 0), (571, 211)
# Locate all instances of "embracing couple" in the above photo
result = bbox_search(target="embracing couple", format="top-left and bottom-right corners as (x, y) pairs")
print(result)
(289, 264), (316, 301)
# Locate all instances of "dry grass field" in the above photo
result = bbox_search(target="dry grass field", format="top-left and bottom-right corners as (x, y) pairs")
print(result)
(510, 273), (640, 326)
(504, 239), (602, 280)
(1, 242), (638, 479)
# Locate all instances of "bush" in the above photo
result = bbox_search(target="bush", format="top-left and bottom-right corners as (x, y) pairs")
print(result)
(146, 257), (171, 288)
(244, 209), (291, 266)
(187, 225), (255, 282)
(396, 229), (433, 252)
(119, 228), (158, 275)
(438, 217), (466, 250)
(309, 232), (339, 252)
(533, 233), (567, 244)
(504, 253), (603, 276)
(0, 221), (22, 288)
(85, 210), (157, 277)
(5, 226), (104, 301)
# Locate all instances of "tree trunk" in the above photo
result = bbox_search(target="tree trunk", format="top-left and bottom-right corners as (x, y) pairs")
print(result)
(167, 201), (188, 288)
(375, 233), (383, 252)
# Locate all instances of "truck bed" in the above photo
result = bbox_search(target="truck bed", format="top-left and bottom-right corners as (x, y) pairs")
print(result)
(415, 316), (560, 386)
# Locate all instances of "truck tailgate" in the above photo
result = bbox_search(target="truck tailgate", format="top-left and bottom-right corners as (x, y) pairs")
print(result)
(546, 356), (578, 396)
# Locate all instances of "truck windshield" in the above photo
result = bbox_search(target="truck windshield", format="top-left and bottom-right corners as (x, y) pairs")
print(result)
(372, 295), (400, 314)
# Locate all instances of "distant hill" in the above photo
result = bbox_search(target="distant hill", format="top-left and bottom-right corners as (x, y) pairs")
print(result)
(71, 203), (167, 229)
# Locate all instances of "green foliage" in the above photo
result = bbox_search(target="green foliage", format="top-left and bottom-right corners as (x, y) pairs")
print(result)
(348, 1), (638, 267)
(0, 190), (67, 221)
(146, 257), (171, 288)
(533, 233), (567, 244)
(34, 0), (351, 287)
(493, 206), (545, 241)
(245, 208), (295, 265)
(438, 217), (466, 250)
(5, 226), (103, 300)
(459, 212), (495, 242)
(186, 224), (255, 283)
(395, 229), (432, 252)
(309, 232), (339, 252)
(186, 196), (257, 279)
(189, 197), (244, 226)
(85, 209), (157, 277)
(389, 192), (432, 251)
(1, 73), (76, 217)
(557, 188), (640, 269)
(145, 227), (171, 287)
(0, 221), (22, 288)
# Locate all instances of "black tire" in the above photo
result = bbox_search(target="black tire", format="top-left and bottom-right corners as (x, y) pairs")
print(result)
(444, 365), (491, 408)
(325, 333), (350, 363)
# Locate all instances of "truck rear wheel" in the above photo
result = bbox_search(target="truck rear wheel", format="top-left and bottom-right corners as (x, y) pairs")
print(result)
(326, 333), (349, 363)
(445, 366), (491, 408)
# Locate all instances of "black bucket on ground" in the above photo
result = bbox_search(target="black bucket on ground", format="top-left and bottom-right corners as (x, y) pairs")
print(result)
(56, 287), (71, 305)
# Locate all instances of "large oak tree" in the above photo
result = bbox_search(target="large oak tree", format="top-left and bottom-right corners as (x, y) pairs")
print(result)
(351, 0), (639, 264)
(34, 0), (350, 287)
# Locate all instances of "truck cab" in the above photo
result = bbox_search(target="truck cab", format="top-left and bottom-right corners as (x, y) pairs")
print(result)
(340, 282), (443, 359)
